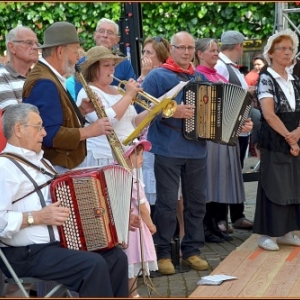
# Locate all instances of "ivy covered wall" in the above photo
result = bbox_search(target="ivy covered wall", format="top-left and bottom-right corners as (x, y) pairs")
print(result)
(0, 2), (298, 55)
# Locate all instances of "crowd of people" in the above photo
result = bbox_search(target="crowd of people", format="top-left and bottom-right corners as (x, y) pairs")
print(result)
(0, 16), (300, 298)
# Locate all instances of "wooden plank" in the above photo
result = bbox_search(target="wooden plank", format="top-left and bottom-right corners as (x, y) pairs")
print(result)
(189, 250), (250, 297)
(236, 234), (260, 252)
(239, 247), (291, 297)
(262, 246), (300, 297)
(211, 245), (273, 297)
(190, 233), (300, 298)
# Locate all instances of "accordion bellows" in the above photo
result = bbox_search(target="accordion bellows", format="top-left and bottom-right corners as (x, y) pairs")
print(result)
(183, 82), (252, 145)
(50, 165), (133, 251)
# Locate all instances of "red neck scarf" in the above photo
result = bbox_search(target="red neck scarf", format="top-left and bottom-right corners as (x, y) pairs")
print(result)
(162, 57), (195, 75)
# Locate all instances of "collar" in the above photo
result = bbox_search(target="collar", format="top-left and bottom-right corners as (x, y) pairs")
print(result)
(219, 52), (239, 68)
(4, 62), (27, 79)
(267, 67), (294, 81)
(161, 57), (195, 75)
(196, 65), (217, 74)
(3, 143), (45, 165)
(39, 57), (67, 89)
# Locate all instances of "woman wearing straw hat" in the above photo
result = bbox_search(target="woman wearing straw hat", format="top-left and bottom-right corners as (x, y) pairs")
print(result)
(76, 46), (148, 168)
(253, 29), (300, 251)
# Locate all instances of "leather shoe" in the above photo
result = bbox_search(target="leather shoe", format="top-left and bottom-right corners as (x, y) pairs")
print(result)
(157, 258), (175, 275)
(218, 220), (234, 233)
(210, 219), (233, 241)
(232, 217), (253, 230)
(182, 255), (209, 271)
(258, 235), (279, 251)
(214, 230), (233, 241)
(205, 229), (224, 243)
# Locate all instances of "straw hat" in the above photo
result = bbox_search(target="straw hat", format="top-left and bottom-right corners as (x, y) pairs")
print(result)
(123, 139), (152, 159)
(77, 46), (126, 79)
(38, 21), (83, 49)
(263, 28), (299, 65)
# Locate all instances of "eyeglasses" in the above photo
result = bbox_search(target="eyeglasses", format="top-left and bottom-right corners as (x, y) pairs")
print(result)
(63, 46), (80, 55)
(274, 46), (295, 53)
(96, 29), (116, 37)
(22, 124), (45, 131)
(13, 40), (41, 47)
(171, 45), (195, 52)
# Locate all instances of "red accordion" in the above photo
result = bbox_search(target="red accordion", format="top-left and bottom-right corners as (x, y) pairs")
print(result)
(50, 165), (133, 252)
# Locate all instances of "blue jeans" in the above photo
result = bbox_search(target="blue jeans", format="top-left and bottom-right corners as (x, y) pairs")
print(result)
(153, 155), (207, 260)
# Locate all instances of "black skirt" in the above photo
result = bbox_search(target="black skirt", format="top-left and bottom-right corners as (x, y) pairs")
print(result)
(253, 148), (300, 237)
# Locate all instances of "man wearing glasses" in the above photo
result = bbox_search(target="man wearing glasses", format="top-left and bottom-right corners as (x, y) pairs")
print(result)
(22, 21), (113, 172)
(69, 17), (136, 101)
(141, 31), (209, 275)
(0, 25), (39, 109)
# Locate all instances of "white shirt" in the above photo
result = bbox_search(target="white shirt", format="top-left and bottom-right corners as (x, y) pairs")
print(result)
(39, 57), (67, 89)
(0, 144), (60, 246)
(258, 67), (295, 111)
(215, 52), (249, 136)
(77, 85), (137, 159)
(215, 52), (249, 90)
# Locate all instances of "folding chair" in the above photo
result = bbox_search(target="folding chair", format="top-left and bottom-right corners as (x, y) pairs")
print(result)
(0, 248), (72, 297)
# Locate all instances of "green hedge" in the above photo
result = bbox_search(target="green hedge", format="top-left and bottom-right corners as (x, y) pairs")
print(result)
(0, 2), (298, 55)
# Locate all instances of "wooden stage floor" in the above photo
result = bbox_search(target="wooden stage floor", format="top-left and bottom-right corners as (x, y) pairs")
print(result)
(190, 232), (300, 298)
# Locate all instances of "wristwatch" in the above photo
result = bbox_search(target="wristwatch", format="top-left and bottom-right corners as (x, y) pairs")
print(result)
(27, 211), (34, 226)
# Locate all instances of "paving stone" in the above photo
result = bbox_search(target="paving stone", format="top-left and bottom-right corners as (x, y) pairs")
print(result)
(137, 156), (258, 297)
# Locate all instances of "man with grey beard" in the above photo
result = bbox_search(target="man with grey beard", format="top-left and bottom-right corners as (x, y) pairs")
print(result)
(22, 21), (113, 171)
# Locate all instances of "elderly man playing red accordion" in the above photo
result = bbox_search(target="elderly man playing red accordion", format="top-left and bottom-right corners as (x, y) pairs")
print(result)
(0, 103), (141, 297)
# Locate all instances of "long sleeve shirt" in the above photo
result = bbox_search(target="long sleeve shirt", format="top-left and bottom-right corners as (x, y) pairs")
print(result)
(0, 143), (59, 247)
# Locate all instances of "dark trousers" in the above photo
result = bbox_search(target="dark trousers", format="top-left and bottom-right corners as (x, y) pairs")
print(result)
(0, 242), (128, 297)
(153, 154), (207, 260)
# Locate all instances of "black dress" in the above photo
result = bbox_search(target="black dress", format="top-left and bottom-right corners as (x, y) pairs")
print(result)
(253, 69), (300, 237)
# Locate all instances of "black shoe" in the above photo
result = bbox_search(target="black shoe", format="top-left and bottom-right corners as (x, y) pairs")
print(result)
(211, 219), (234, 241)
(205, 229), (224, 243)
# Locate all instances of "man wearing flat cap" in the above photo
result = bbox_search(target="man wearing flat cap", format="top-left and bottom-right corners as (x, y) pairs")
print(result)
(215, 30), (257, 231)
(22, 21), (113, 172)
(19, 22), (131, 297)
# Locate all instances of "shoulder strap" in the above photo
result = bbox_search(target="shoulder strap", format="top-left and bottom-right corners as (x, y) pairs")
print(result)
(0, 152), (57, 204)
(0, 152), (57, 178)
(4, 157), (55, 242)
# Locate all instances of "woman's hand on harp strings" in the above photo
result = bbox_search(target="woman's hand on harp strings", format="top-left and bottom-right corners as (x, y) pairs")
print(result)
(35, 201), (70, 226)
(241, 118), (253, 133)
(172, 102), (195, 119)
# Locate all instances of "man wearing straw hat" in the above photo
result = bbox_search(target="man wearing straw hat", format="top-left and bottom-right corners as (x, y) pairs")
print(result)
(22, 21), (113, 173)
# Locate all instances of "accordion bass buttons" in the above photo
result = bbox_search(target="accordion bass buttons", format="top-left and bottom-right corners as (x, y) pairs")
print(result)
(184, 90), (195, 133)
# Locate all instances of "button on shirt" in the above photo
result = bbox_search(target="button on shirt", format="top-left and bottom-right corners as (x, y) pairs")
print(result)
(0, 143), (60, 247)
